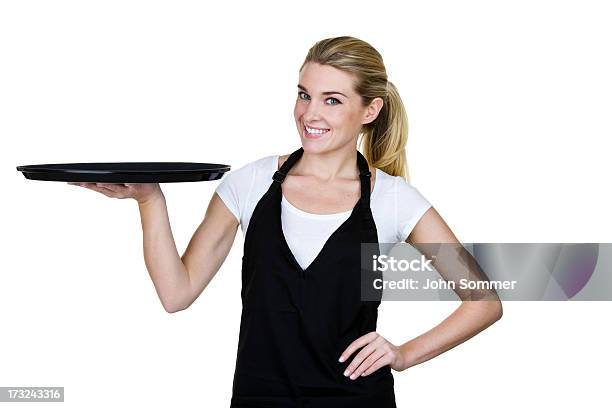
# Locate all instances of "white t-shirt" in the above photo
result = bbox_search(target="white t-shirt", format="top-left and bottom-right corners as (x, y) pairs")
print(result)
(215, 155), (432, 270)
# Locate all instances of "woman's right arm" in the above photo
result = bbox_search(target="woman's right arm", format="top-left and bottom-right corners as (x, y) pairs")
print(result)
(138, 191), (239, 313)
(69, 182), (239, 313)
(169, 191), (239, 312)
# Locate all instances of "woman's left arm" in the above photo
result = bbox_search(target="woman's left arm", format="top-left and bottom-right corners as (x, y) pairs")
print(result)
(340, 207), (503, 379)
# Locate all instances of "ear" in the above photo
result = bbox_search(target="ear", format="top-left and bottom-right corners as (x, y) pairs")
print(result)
(361, 97), (384, 125)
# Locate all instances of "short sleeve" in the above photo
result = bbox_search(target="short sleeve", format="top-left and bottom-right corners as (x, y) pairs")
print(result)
(394, 177), (432, 242)
(214, 160), (256, 224)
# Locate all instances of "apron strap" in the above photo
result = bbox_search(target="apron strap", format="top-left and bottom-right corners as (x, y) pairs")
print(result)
(272, 147), (304, 184)
(356, 150), (372, 209)
(356, 150), (378, 243)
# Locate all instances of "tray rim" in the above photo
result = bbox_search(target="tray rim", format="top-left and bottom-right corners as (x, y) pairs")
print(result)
(16, 162), (231, 175)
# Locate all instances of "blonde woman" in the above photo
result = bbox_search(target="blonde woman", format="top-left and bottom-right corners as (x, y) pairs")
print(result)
(69, 36), (503, 407)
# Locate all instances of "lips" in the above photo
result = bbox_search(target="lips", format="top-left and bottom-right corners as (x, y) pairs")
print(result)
(303, 125), (330, 139)
(305, 123), (330, 131)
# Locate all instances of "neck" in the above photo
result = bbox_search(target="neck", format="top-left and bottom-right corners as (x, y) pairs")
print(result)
(293, 146), (360, 182)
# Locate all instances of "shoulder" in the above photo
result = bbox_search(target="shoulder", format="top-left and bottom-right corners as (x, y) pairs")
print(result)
(374, 168), (430, 203)
(242, 154), (277, 172)
(214, 154), (278, 221)
(223, 154), (277, 180)
(372, 168), (432, 243)
(215, 155), (277, 196)
(372, 168), (394, 194)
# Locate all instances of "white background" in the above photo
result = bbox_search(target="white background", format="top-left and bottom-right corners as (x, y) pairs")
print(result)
(1, 1), (611, 407)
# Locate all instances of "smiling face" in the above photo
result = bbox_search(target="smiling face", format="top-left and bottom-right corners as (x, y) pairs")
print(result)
(293, 62), (382, 154)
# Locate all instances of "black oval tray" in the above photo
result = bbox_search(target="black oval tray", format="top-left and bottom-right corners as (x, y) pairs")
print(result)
(16, 162), (231, 183)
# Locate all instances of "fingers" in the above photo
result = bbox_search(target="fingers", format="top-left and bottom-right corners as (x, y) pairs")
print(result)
(79, 183), (116, 197)
(96, 184), (121, 196)
(353, 347), (387, 378)
(342, 333), (386, 380)
(360, 353), (391, 377)
(343, 341), (378, 379)
(339, 331), (399, 380)
(67, 182), (130, 198)
(97, 183), (129, 195)
(339, 331), (379, 363)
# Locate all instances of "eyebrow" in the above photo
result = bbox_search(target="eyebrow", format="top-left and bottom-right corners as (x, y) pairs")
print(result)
(297, 84), (348, 98)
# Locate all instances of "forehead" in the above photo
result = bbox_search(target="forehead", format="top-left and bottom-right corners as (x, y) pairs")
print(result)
(298, 62), (355, 95)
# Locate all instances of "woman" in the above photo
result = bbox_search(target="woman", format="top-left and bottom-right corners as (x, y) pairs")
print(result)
(69, 36), (503, 407)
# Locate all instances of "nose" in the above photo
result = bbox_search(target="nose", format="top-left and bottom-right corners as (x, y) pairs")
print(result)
(302, 99), (323, 122)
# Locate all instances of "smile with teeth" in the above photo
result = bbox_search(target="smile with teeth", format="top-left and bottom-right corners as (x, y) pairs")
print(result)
(305, 125), (330, 135)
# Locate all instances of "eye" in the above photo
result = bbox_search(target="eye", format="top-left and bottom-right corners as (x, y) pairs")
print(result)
(297, 91), (342, 105)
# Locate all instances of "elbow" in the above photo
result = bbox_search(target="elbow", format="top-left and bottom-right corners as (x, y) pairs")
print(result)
(160, 284), (193, 313)
(491, 299), (503, 322)
(471, 298), (503, 325)
(482, 291), (503, 323)
(161, 297), (188, 314)
(164, 304), (183, 314)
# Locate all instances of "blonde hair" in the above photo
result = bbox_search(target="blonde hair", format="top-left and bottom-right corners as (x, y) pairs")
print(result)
(300, 36), (410, 181)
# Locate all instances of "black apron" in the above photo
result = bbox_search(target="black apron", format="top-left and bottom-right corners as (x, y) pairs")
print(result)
(230, 147), (396, 408)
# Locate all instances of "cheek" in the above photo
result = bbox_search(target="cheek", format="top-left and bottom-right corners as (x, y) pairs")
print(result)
(294, 103), (305, 119)
(328, 111), (352, 131)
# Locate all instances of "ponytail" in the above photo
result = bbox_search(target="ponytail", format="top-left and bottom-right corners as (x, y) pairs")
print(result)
(359, 80), (409, 181)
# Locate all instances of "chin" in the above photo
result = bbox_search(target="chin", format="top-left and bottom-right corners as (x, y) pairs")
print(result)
(300, 138), (329, 154)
